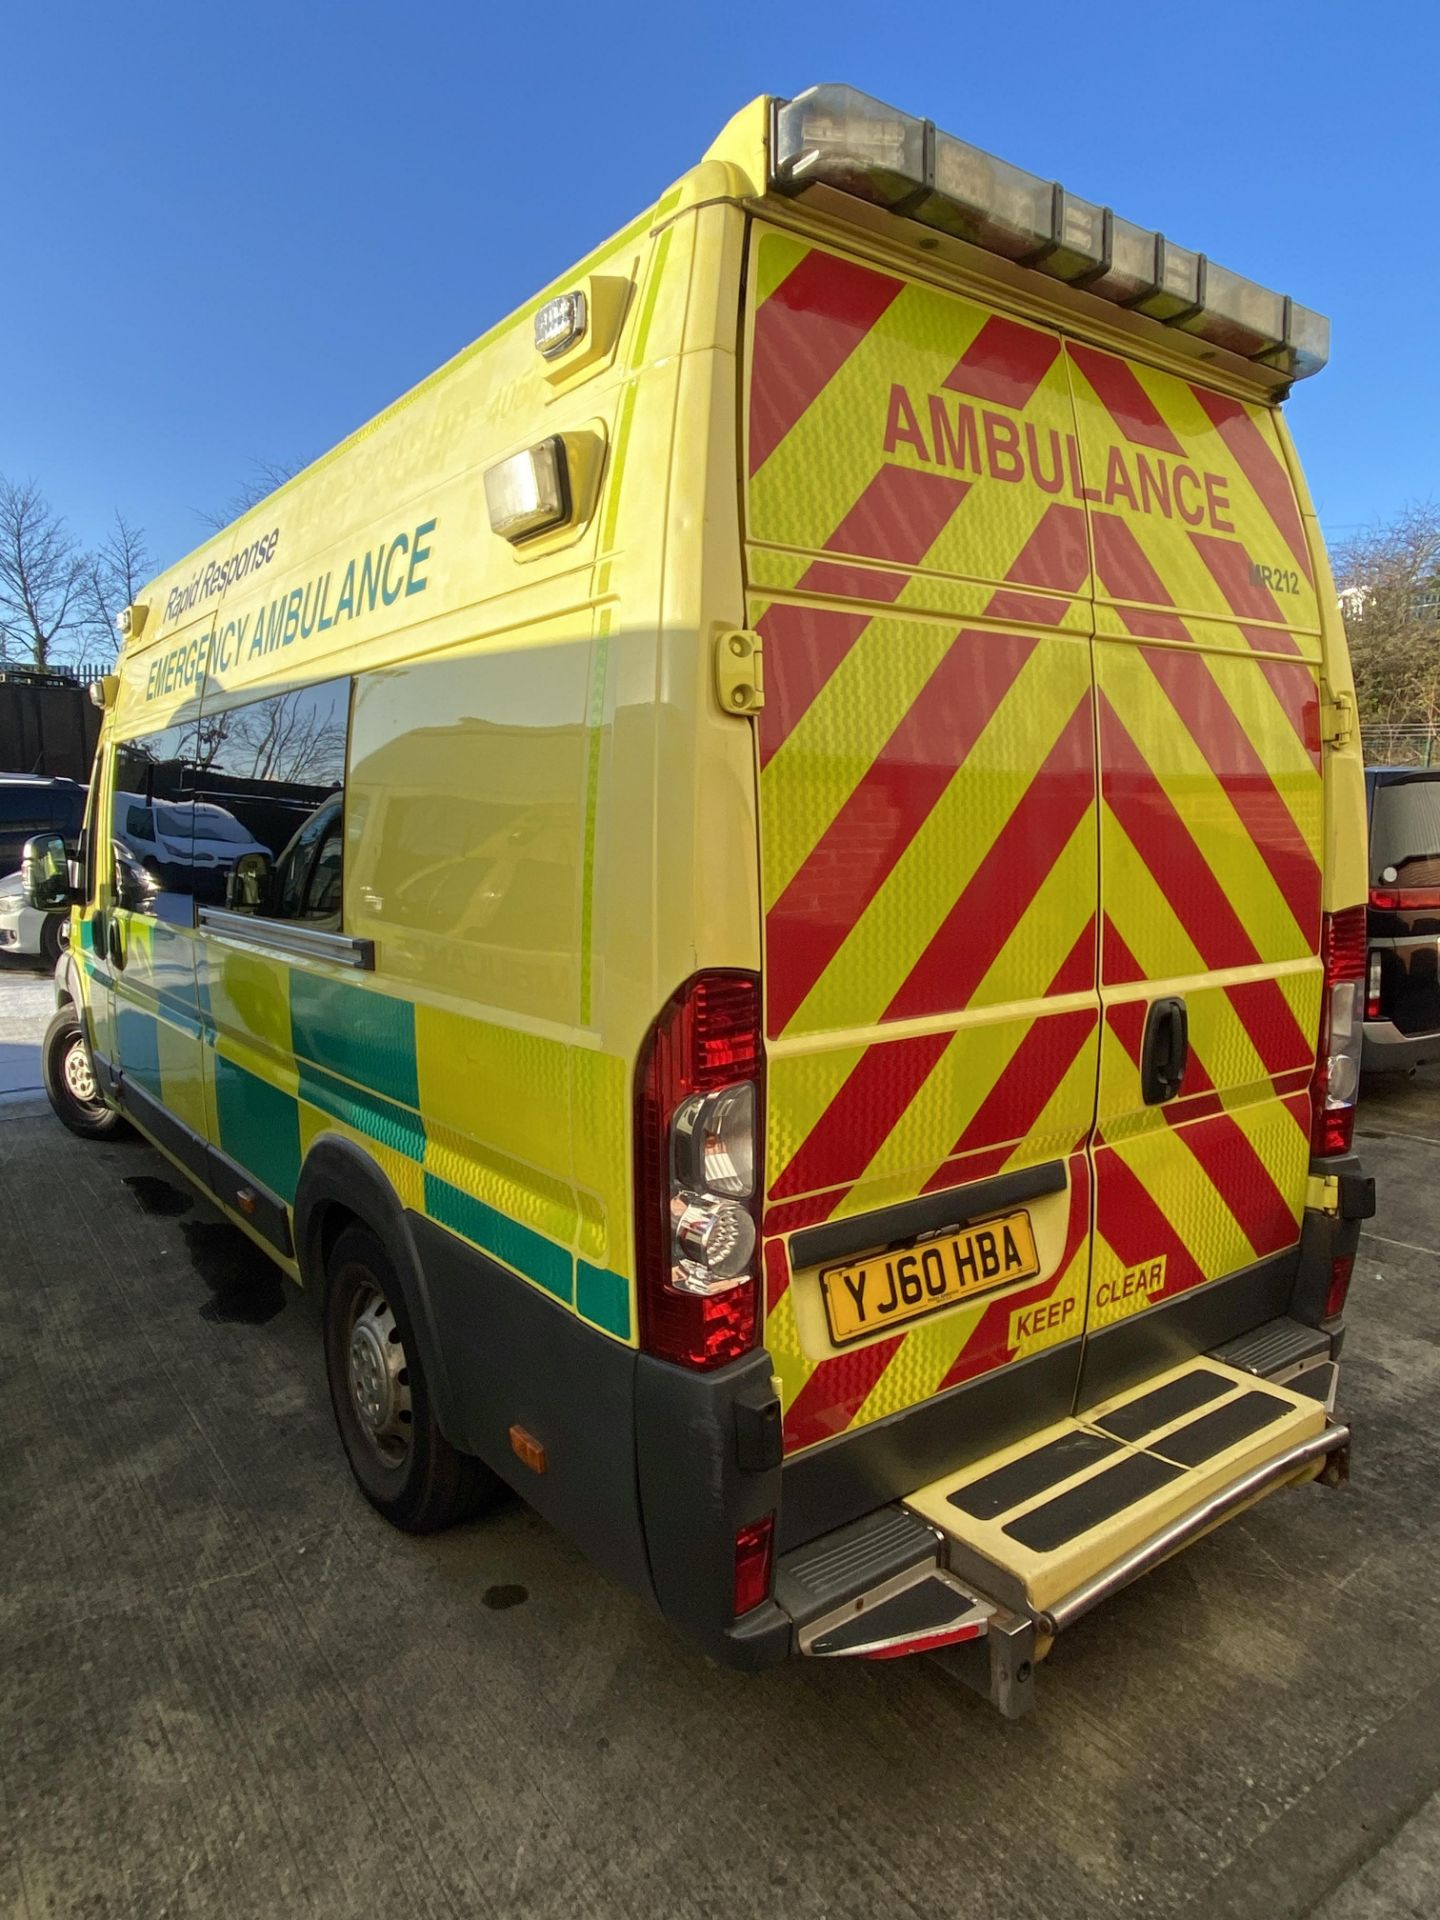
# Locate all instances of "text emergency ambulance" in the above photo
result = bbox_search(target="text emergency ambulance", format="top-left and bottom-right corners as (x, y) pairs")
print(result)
(27, 85), (1372, 1714)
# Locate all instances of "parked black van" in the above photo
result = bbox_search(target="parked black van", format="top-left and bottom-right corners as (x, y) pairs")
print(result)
(1363, 767), (1440, 1072)
(0, 776), (86, 878)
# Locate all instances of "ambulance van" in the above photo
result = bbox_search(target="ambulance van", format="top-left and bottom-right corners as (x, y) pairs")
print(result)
(26, 85), (1372, 1713)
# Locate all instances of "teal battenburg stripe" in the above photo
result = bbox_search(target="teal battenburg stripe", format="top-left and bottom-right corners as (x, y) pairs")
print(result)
(115, 1005), (162, 1094)
(298, 1059), (426, 1162)
(575, 1261), (631, 1339)
(147, 988), (204, 1040)
(424, 1172), (574, 1306)
(290, 972), (420, 1110)
(213, 1056), (302, 1203)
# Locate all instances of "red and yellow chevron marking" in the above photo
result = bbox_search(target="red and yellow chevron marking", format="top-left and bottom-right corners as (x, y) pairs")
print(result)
(769, 1157), (1094, 1453)
(1067, 341), (1322, 657)
(741, 225), (1326, 1455)
(1090, 380), (1328, 1320)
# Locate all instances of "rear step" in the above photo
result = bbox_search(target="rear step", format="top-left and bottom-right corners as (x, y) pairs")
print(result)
(780, 1355), (1349, 1715)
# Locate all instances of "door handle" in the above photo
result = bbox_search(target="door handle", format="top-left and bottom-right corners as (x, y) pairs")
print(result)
(107, 917), (125, 969)
(1141, 996), (1188, 1105)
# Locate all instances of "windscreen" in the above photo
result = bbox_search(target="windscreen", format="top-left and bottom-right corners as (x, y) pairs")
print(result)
(1372, 776), (1440, 884)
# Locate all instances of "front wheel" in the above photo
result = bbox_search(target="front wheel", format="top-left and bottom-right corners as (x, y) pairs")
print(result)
(322, 1223), (501, 1533)
(38, 912), (64, 968)
(41, 1007), (124, 1139)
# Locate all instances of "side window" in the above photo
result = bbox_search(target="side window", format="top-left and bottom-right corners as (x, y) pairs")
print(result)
(193, 679), (350, 924)
(111, 721), (202, 924)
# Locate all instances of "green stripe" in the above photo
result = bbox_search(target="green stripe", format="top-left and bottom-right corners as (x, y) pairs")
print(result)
(424, 1172), (574, 1306)
(578, 608), (612, 1026)
(298, 1060), (426, 1162)
(290, 973), (420, 1109)
(147, 988), (203, 1040)
(629, 224), (673, 370)
(575, 1261), (631, 1339)
(115, 1005), (161, 1093)
(213, 1056), (301, 1203)
(600, 377), (640, 552)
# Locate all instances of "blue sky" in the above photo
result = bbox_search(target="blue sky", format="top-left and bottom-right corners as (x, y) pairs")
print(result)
(3, 0), (1433, 582)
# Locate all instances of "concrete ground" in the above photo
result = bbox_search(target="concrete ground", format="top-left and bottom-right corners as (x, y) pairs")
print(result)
(0, 953), (55, 1099)
(3, 953), (1439, 1920)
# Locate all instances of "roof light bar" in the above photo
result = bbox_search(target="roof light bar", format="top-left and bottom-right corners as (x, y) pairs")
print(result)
(772, 84), (1328, 379)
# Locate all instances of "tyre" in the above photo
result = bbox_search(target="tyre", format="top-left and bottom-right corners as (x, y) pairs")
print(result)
(322, 1222), (501, 1533)
(38, 913), (64, 969)
(41, 1006), (124, 1140)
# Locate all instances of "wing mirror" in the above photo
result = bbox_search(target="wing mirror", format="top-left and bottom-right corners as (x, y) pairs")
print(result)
(22, 833), (79, 911)
(226, 851), (272, 913)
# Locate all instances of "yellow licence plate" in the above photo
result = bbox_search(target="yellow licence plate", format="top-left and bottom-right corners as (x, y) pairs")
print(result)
(820, 1210), (1041, 1347)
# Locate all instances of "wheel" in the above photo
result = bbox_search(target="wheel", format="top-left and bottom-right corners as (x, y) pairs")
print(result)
(41, 1006), (124, 1139)
(322, 1223), (501, 1532)
(38, 912), (64, 968)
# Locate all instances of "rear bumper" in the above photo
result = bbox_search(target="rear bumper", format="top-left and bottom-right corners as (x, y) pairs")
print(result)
(1363, 1017), (1440, 1073)
(400, 1166), (1366, 1685)
(767, 1345), (1349, 1711)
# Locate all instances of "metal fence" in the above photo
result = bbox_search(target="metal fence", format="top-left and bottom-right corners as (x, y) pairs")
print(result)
(1361, 724), (1440, 768)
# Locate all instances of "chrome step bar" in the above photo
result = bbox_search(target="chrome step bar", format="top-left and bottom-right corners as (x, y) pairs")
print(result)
(792, 1417), (1350, 1717)
(1034, 1419), (1351, 1637)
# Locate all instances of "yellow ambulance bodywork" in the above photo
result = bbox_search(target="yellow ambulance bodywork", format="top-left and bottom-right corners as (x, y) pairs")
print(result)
(56, 88), (1365, 1699)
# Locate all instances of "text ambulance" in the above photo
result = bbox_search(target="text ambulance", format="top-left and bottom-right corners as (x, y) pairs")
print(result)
(27, 84), (1371, 1713)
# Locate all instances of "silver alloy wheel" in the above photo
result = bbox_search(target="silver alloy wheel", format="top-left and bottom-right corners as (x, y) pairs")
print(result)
(63, 1037), (98, 1106)
(346, 1281), (413, 1466)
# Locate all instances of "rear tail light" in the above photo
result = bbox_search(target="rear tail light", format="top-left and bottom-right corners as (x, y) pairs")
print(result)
(1310, 906), (1367, 1158)
(1366, 950), (1383, 1022)
(733, 1515), (775, 1616)
(1368, 886), (1440, 910)
(1324, 1253), (1355, 1321)
(635, 972), (763, 1369)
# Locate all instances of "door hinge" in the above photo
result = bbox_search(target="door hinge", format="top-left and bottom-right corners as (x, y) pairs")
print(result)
(715, 629), (764, 715)
(1306, 1172), (1339, 1215)
(1320, 687), (1355, 748)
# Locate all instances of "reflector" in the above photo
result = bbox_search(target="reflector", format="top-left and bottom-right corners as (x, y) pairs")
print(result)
(733, 1516), (775, 1616)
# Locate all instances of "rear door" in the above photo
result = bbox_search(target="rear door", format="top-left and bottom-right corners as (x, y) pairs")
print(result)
(1065, 346), (1325, 1399)
(744, 224), (1102, 1459)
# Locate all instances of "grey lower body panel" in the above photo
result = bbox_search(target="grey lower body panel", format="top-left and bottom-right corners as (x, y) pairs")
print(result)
(1363, 1018), (1440, 1073)
(405, 1212), (791, 1670)
(406, 1211), (654, 1606)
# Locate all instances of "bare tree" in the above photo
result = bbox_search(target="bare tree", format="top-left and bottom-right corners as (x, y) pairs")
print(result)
(228, 692), (346, 784)
(79, 511), (153, 661)
(196, 457), (307, 534)
(0, 476), (88, 669)
(1335, 502), (1440, 748)
(194, 692), (345, 786)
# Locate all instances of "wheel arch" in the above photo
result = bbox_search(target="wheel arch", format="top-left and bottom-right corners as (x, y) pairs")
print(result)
(293, 1136), (463, 1448)
(53, 946), (83, 1009)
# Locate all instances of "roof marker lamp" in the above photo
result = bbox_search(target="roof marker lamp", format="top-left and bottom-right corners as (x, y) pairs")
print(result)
(484, 437), (571, 543)
(534, 291), (587, 360)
